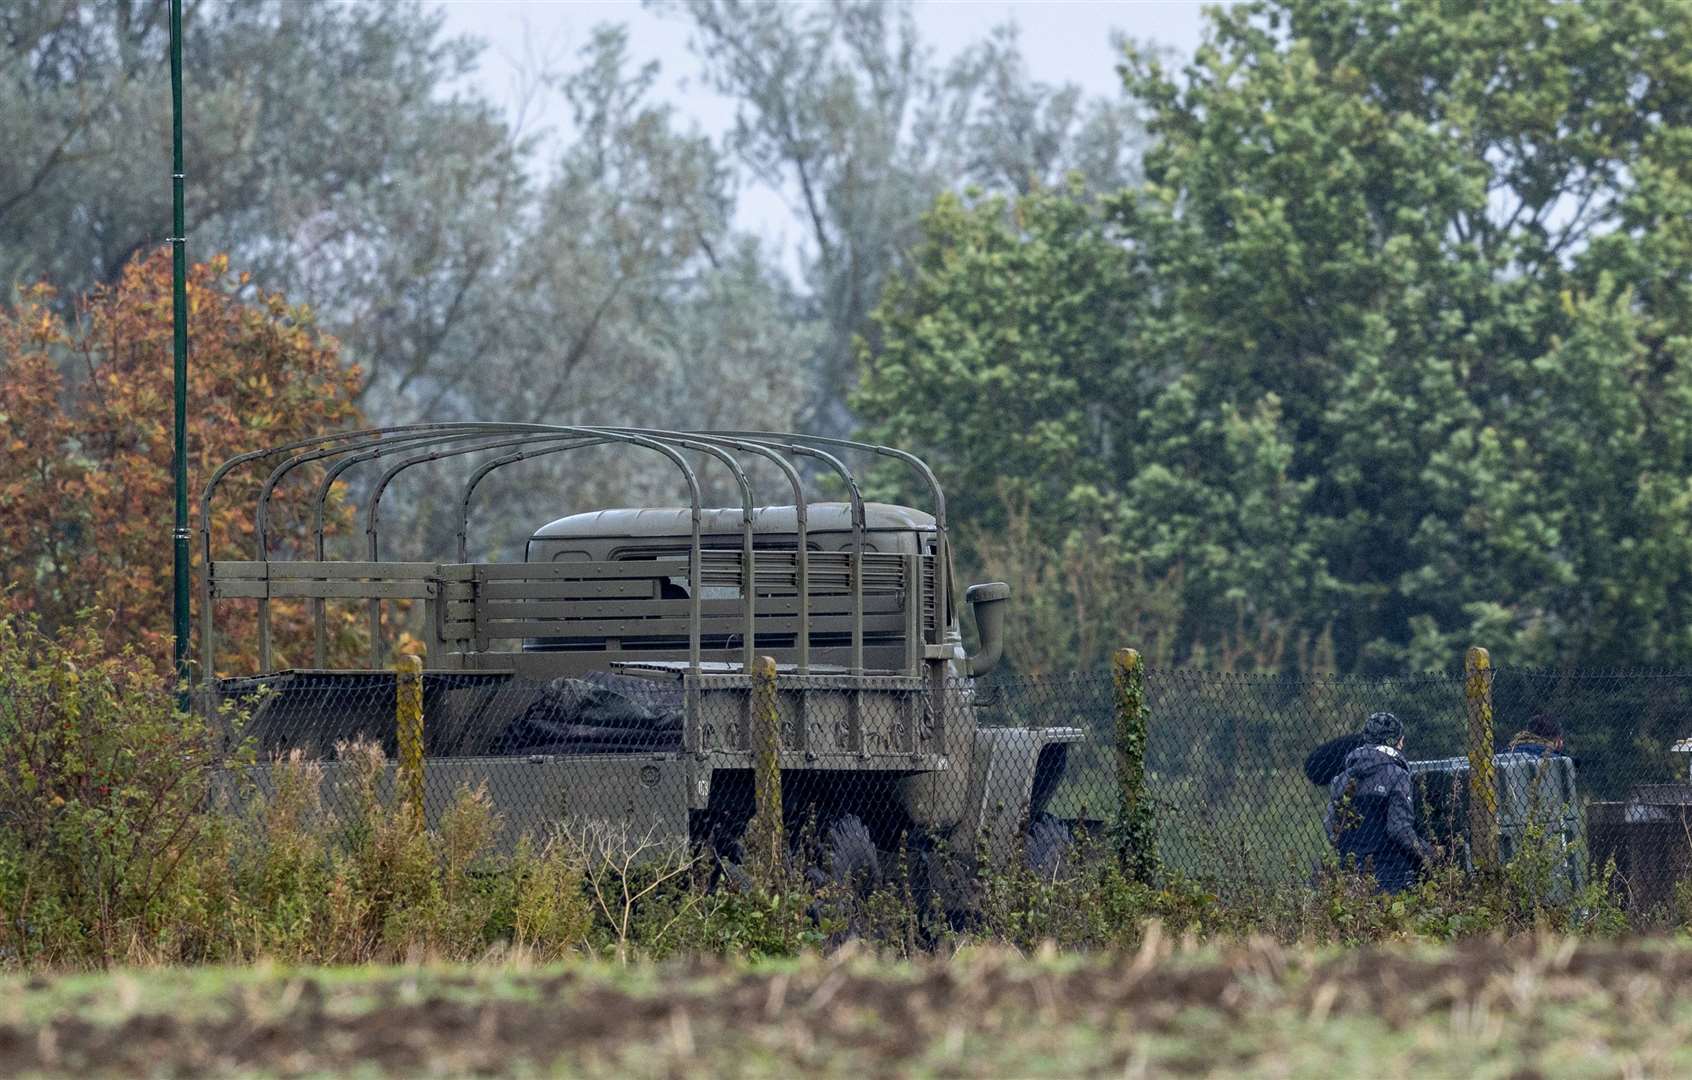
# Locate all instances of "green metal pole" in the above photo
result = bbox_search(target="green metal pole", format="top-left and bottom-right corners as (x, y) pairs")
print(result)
(169, 0), (191, 704)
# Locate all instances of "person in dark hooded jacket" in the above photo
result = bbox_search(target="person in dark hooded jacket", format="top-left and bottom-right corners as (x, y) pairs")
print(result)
(1324, 711), (1433, 893)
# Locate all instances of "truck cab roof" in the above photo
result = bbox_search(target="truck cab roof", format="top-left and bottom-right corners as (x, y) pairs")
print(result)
(530, 502), (936, 540)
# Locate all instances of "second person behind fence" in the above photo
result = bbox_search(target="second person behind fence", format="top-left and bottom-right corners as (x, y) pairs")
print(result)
(1324, 711), (1434, 894)
(1505, 713), (1566, 759)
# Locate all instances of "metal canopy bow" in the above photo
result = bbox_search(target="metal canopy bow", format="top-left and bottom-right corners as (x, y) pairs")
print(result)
(197, 427), (948, 680)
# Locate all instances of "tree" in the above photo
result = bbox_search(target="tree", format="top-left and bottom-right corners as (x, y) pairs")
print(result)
(861, 0), (1692, 671)
(0, 0), (526, 423)
(941, 23), (1145, 198)
(857, 187), (1135, 534)
(0, 9), (817, 571)
(1118, 0), (1692, 669)
(858, 187), (1333, 671)
(656, 0), (1144, 437)
(383, 26), (818, 562)
(0, 249), (361, 672)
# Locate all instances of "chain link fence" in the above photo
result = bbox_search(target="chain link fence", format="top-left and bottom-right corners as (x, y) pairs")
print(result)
(210, 660), (1692, 913)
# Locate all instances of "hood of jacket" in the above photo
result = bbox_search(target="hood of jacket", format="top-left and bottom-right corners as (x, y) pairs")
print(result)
(1338, 743), (1409, 791)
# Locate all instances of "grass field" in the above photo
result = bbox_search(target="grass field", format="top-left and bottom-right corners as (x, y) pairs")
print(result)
(4, 934), (1692, 1077)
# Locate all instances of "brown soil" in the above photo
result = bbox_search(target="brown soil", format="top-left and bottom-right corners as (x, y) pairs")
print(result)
(5, 938), (1691, 1077)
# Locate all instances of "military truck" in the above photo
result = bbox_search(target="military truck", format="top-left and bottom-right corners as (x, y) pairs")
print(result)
(202, 426), (1082, 870)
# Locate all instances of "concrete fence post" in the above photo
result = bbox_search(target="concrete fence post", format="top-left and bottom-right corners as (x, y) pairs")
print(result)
(396, 652), (425, 822)
(1111, 647), (1158, 881)
(750, 655), (784, 880)
(1464, 645), (1499, 873)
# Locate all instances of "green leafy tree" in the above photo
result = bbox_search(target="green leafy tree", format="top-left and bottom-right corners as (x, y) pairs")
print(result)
(858, 188), (1134, 533)
(862, 0), (1692, 671)
(656, 0), (1145, 436)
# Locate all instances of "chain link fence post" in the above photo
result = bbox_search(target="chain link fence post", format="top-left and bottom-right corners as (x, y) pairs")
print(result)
(749, 655), (783, 882)
(1111, 647), (1158, 881)
(396, 652), (425, 822)
(1464, 645), (1499, 874)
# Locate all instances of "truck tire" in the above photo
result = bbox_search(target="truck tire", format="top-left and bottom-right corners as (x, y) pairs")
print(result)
(1026, 812), (1074, 878)
(806, 814), (884, 897)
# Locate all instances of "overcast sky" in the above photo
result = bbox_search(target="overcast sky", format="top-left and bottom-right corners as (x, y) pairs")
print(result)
(434, 0), (1216, 261)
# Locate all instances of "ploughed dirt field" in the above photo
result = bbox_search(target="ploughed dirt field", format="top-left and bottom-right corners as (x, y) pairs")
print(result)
(4, 935), (1692, 1077)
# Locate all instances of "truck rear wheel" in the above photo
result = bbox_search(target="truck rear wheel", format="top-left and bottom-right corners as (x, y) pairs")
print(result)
(814, 814), (883, 897)
(1025, 812), (1074, 879)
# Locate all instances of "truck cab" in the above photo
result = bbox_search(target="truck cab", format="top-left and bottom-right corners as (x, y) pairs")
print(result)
(517, 502), (961, 675)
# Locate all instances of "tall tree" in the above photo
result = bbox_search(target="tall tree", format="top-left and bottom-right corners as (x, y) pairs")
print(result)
(0, 1), (525, 423)
(0, 250), (361, 672)
(940, 23), (1145, 197)
(381, 26), (818, 561)
(656, 0), (1143, 437)
(862, 0), (1692, 671)
(2, 6), (816, 560)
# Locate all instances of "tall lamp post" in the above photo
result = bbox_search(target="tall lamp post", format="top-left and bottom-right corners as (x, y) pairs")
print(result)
(169, 0), (191, 703)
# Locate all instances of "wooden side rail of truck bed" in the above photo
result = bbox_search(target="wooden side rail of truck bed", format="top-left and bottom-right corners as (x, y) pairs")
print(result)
(204, 550), (938, 679)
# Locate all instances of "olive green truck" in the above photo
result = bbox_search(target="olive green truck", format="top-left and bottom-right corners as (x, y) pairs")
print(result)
(202, 427), (1082, 869)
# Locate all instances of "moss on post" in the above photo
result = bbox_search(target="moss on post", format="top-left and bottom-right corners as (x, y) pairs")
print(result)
(395, 652), (425, 823)
(749, 655), (784, 881)
(1111, 648), (1158, 881)
(1465, 645), (1499, 873)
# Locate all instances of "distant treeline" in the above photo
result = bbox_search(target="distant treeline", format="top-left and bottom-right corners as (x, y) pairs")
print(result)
(6, 1), (1692, 674)
(859, 0), (1692, 674)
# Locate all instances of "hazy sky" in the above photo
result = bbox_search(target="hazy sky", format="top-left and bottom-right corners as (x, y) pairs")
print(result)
(434, 0), (1216, 260)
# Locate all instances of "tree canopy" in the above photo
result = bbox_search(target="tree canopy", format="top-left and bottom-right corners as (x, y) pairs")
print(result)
(15, 0), (1692, 674)
(3, 1), (1137, 564)
(0, 250), (361, 671)
(860, 0), (1692, 672)
(654, 0), (1145, 436)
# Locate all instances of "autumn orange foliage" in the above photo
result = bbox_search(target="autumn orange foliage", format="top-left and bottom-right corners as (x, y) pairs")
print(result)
(0, 249), (363, 673)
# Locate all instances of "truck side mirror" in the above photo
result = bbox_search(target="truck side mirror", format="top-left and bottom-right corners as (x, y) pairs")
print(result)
(964, 581), (1010, 678)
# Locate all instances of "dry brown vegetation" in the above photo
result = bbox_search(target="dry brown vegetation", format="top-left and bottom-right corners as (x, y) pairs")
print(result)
(5, 934), (1692, 1076)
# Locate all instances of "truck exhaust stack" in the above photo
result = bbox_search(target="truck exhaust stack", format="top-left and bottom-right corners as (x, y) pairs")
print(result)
(964, 581), (1010, 678)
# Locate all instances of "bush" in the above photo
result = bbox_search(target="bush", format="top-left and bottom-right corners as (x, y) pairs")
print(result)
(231, 744), (535, 965)
(0, 613), (227, 965)
(228, 750), (331, 959)
(0, 611), (590, 968)
(0, 609), (1677, 969)
(510, 834), (594, 959)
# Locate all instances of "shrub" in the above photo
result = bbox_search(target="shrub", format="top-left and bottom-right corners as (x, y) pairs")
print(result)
(0, 613), (227, 965)
(226, 744), (574, 965)
(229, 750), (332, 960)
(510, 834), (594, 959)
(0, 610), (1673, 968)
